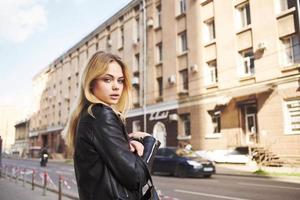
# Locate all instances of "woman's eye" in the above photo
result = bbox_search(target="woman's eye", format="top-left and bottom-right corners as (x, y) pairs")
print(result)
(118, 79), (124, 84)
(103, 78), (111, 83)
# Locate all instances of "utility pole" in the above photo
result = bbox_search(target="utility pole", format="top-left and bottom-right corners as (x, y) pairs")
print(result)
(142, 0), (147, 133)
(296, 0), (300, 39)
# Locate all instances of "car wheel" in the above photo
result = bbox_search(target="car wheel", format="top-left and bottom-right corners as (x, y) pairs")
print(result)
(175, 166), (186, 178)
(203, 174), (212, 178)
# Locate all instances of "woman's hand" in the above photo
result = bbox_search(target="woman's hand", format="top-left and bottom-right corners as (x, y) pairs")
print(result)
(129, 140), (144, 156)
(128, 131), (151, 140)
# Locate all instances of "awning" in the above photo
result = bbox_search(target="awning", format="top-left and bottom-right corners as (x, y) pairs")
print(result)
(205, 83), (274, 111)
(39, 126), (64, 135)
(205, 95), (232, 111)
(227, 83), (274, 99)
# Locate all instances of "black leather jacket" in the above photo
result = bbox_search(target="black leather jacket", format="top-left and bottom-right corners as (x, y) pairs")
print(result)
(74, 104), (159, 200)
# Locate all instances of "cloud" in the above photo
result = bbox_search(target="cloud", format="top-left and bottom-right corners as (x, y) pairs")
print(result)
(0, 0), (47, 43)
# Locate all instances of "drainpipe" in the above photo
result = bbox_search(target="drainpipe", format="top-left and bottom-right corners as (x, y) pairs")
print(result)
(296, 0), (300, 38)
(142, 0), (147, 132)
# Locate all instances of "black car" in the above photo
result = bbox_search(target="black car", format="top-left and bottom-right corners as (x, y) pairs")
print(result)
(152, 147), (215, 178)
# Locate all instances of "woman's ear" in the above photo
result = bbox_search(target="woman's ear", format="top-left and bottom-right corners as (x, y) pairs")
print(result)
(89, 80), (95, 93)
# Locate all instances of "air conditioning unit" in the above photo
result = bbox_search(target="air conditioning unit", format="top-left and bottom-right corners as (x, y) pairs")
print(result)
(168, 75), (176, 84)
(147, 18), (154, 28)
(132, 77), (139, 85)
(190, 64), (198, 73)
(257, 42), (266, 50)
(107, 39), (112, 47)
(133, 39), (139, 47)
(169, 113), (178, 121)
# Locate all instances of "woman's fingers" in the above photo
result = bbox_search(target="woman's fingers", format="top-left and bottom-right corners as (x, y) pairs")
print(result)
(128, 131), (151, 139)
(129, 143), (135, 152)
(129, 140), (144, 156)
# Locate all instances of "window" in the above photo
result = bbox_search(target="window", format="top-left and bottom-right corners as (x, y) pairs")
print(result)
(179, 69), (188, 91)
(119, 26), (124, 49)
(180, 114), (191, 136)
(156, 43), (163, 63)
(284, 99), (300, 134)
(209, 110), (221, 134)
(157, 77), (163, 97)
(179, 31), (188, 53)
(236, 2), (251, 29)
(132, 120), (141, 132)
(156, 5), (161, 27)
(275, 0), (295, 14)
(204, 19), (215, 43)
(206, 60), (218, 85)
(107, 34), (112, 48)
(134, 53), (139, 72)
(134, 18), (140, 42)
(132, 87), (140, 106)
(281, 35), (300, 66)
(76, 72), (79, 89)
(239, 49), (255, 76)
(179, 0), (186, 15)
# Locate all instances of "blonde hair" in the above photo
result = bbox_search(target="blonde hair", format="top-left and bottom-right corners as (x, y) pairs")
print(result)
(64, 51), (132, 151)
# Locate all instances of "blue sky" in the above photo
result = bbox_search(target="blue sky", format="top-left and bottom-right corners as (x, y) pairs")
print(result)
(0, 0), (131, 109)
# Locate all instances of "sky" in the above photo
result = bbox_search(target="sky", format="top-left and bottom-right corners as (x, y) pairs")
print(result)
(0, 0), (131, 111)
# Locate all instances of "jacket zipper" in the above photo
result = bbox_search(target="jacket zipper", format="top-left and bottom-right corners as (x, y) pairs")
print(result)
(124, 188), (129, 198)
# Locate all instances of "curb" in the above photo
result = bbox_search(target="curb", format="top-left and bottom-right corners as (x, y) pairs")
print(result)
(216, 172), (300, 184)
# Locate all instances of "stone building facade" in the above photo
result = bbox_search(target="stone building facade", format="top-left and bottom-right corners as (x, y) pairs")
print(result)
(29, 0), (300, 157)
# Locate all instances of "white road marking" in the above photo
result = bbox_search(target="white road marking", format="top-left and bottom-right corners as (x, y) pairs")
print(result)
(238, 182), (300, 190)
(174, 189), (251, 200)
(55, 171), (73, 176)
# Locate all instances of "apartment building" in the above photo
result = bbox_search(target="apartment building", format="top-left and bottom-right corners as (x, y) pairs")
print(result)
(29, 0), (300, 158)
(0, 105), (19, 153)
(11, 119), (30, 157)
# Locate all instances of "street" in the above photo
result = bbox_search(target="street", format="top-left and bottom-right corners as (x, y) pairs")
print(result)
(153, 175), (300, 200)
(1, 158), (300, 200)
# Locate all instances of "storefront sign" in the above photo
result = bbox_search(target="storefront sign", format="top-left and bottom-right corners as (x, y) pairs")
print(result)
(149, 111), (169, 121)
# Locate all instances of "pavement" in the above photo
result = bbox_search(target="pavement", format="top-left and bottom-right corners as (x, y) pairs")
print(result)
(1, 159), (300, 200)
(215, 162), (300, 184)
(0, 177), (66, 200)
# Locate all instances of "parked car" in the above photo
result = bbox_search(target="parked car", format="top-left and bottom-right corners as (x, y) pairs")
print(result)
(152, 147), (216, 178)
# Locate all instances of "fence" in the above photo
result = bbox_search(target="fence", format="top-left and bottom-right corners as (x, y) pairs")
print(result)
(0, 164), (79, 200)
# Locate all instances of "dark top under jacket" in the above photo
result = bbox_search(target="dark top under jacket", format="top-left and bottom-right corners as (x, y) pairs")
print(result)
(74, 104), (158, 200)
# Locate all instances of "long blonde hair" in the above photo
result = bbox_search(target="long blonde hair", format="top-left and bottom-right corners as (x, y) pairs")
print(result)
(64, 51), (132, 151)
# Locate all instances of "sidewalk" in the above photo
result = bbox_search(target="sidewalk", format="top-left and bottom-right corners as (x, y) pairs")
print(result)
(216, 163), (300, 183)
(0, 177), (63, 200)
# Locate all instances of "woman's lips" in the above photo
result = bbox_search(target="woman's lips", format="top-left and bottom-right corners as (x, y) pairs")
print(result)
(110, 94), (120, 100)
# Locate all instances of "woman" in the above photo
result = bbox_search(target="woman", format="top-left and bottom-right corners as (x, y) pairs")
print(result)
(65, 51), (159, 199)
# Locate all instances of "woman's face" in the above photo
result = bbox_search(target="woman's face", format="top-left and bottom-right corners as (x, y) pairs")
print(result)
(92, 61), (125, 105)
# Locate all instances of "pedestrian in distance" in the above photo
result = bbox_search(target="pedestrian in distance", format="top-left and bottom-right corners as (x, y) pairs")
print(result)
(64, 51), (160, 200)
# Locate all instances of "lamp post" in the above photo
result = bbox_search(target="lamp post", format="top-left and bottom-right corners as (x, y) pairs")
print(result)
(142, 0), (147, 133)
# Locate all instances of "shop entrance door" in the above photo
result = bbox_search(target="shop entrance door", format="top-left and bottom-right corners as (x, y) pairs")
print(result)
(153, 122), (166, 148)
(244, 104), (258, 145)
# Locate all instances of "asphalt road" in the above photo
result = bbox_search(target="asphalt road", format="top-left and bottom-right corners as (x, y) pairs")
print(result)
(153, 175), (300, 200)
(2, 158), (300, 200)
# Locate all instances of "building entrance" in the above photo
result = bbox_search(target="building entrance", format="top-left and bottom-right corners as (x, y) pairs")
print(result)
(153, 122), (166, 147)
